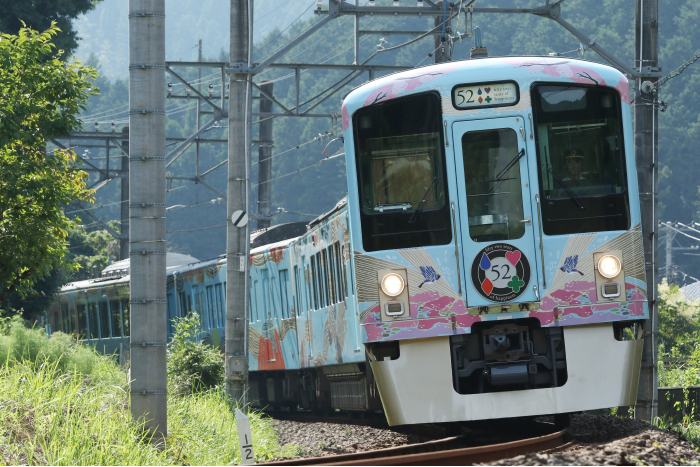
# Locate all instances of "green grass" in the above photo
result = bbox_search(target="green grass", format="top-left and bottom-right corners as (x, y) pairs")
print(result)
(0, 316), (302, 465)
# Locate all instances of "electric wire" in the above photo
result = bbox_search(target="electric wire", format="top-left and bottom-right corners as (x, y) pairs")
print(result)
(253, 0), (319, 56)
(254, 150), (344, 187)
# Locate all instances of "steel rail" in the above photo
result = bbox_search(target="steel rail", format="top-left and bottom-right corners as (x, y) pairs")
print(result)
(264, 429), (565, 466)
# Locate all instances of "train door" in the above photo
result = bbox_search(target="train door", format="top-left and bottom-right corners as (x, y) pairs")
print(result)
(452, 117), (541, 307)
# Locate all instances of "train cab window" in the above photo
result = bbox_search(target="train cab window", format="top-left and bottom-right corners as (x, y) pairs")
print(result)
(121, 299), (130, 336)
(461, 128), (526, 242)
(87, 303), (98, 339)
(99, 302), (111, 338)
(533, 84), (630, 235)
(110, 300), (122, 338)
(279, 269), (290, 319)
(353, 92), (451, 252)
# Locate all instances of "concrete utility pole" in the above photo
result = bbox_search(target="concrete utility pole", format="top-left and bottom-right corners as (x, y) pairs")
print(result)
(128, 0), (168, 442)
(225, 0), (251, 405)
(634, 0), (659, 423)
(120, 126), (130, 261)
(433, 1), (450, 64)
(256, 80), (273, 230)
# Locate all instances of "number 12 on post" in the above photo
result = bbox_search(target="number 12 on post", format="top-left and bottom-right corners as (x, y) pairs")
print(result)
(235, 408), (255, 464)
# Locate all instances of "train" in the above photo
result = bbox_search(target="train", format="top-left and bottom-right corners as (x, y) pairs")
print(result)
(50, 55), (646, 426)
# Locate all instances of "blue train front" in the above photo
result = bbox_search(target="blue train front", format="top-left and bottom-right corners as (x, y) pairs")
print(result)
(337, 56), (646, 425)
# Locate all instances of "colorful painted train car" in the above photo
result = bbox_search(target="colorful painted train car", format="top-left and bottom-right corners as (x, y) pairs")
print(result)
(51, 55), (646, 427)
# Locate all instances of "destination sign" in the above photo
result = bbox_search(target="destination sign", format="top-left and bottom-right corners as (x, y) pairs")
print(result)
(452, 82), (519, 109)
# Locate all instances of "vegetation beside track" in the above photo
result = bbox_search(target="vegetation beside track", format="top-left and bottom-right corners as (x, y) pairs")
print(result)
(0, 315), (301, 465)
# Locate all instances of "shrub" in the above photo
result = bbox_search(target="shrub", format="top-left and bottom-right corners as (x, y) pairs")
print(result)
(167, 313), (224, 395)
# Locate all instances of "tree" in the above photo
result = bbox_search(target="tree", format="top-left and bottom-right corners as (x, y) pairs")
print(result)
(0, 0), (102, 58)
(0, 24), (97, 305)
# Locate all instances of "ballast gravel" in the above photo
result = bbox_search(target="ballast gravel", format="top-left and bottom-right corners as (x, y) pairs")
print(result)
(486, 413), (700, 466)
(270, 418), (436, 458)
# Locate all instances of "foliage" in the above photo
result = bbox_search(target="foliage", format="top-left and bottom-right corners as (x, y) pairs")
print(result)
(0, 315), (104, 377)
(64, 222), (120, 281)
(658, 280), (700, 387)
(0, 24), (97, 303)
(0, 0), (103, 57)
(0, 316), (298, 464)
(167, 313), (224, 395)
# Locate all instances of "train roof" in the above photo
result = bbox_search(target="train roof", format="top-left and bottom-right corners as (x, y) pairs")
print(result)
(309, 197), (347, 228)
(250, 236), (298, 254)
(341, 56), (629, 117)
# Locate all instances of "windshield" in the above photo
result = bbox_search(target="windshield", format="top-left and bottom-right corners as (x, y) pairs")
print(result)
(354, 92), (451, 251)
(533, 84), (630, 235)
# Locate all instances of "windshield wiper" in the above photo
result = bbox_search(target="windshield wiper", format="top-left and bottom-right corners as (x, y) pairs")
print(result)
(490, 149), (525, 193)
(409, 177), (439, 224)
(547, 168), (586, 210)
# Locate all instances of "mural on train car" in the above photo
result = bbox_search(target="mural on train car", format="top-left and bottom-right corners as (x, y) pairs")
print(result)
(355, 224), (647, 343)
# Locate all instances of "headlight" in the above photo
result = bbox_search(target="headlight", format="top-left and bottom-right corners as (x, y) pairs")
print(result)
(381, 273), (405, 297)
(598, 255), (622, 279)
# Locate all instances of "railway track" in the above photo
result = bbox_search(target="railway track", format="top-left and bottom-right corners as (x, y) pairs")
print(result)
(264, 429), (566, 465)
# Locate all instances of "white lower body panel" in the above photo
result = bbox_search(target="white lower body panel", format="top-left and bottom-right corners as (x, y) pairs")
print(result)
(370, 323), (643, 426)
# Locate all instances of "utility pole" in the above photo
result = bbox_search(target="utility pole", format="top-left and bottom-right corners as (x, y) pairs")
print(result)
(128, 0), (167, 442)
(120, 126), (130, 261)
(433, 1), (450, 63)
(256, 80), (273, 230)
(226, 0), (251, 405)
(634, 0), (659, 423)
(196, 39), (202, 181)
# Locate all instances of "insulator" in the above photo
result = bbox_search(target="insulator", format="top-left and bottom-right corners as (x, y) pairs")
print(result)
(393, 0), (399, 5)
(317, 0), (322, 8)
(186, 87), (191, 98)
(167, 82), (172, 96)
(111, 121), (116, 132)
(94, 122), (99, 132)
(417, 0), (423, 6)
(208, 84), (214, 97)
(368, 0), (375, 6)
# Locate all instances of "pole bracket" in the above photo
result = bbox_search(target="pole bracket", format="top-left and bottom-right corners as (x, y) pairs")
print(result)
(130, 299), (167, 304)
(130, 390), (168, 395)
(128, 11), (166, 18)
(133, 250), (167, 255)
(129, 64), (166, 69)
(129, 109), (166, 115)
(130, 203), (167, 208)
(131, 341), (168, 347)
(130, 155), (166, 161)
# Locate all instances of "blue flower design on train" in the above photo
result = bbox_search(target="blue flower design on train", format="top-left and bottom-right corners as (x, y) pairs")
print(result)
(418, 266), (441, 288)
(560, 255), (584, 275)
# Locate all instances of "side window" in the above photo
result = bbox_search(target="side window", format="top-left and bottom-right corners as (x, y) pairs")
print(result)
(261, 270), (270, 320)
(206, 285), (215, 326)
(335, 242), (346, 299)
(279, 269), (290, 319)
(186, 294), (193, 316)
(271, 275), (279, 318)
(167, 293), (176, 334)
(87, 303), (98, 339)
(77, 304), (87, 338)
(121, 299), (130, 336)
(60, 303), (69, 333)
(293, 266), (301, 316)
(99, 301), (111, 338)
(327, 248), (336, 304)
(110, 300), (122, 338)
(198, 291), (206, 328)
(178, 292), (187, 318)
(249, 280), (258, 322)
(310, 256), (318, 310)
(214, 283), (224, 325)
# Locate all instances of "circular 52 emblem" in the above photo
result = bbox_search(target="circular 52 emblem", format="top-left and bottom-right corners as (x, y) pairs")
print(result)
(471, 243), (531, 302)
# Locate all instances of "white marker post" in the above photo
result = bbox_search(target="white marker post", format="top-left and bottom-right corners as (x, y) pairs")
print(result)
(235, 408), (255, 464)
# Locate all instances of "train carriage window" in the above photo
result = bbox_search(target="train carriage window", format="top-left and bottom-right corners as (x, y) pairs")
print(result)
(186, 294), (193, 316)
(532, 84), (630, 235)
(293, 266), (300, 315)
(271, 275), (279, 318)
(206, 285), (215, 325)
(327, 248), (336, 304)
(110, 300), (122, 338)
(198, 291), (206, 328)
(214, 283), (224, 326)
(353, 92), (452, 251)
(321, 250), (330, 306)
(279, 270), (290, 318)
(167, 293), (176, 334)
(249, 280), (258, 322)
(87, 304), (98, 339)
(60, 304), (69, 333)
(99, 301), (111, 338)
(261, 270), (271, 320)
(178, 292), (187, 318)
(310, 257), (318, 310)
(335, 242), (346, 299)
(76, 305), (86, 338)
(121, 299), (130, 336)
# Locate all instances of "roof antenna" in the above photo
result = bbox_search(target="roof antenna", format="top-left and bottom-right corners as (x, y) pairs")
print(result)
(470, 26), (488, 59)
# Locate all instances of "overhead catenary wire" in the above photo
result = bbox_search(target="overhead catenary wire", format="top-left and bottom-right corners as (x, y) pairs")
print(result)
(254, 151), (344, 187)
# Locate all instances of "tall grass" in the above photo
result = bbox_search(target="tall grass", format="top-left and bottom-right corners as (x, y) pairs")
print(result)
(0, 315), (300, 465)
